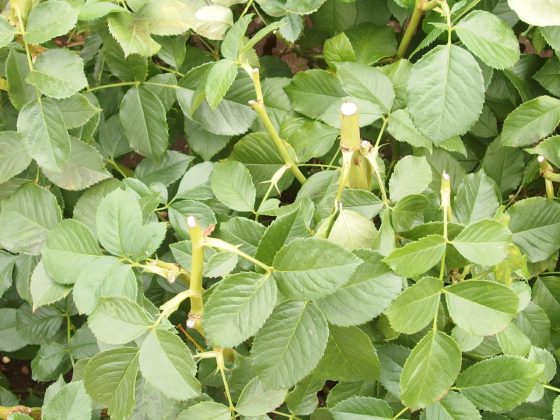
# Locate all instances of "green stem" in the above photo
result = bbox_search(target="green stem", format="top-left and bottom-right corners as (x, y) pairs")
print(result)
(544, 384), (560, 393)
(87, 81), (137, 92)
(240, 0), (255, 17)
(107, 159), (134, 177)
(187, 216), (205, 335)
(216, 350), (235, 412)
(244, 67), (306, 184)
(392, 407), (409, 420)
(204, 237), (273, 273)
(397, 0), (425, 58)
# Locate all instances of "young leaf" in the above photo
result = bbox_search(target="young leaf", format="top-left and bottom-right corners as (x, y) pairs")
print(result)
(251, 301), (329, 389)
(444, 280), (519, 336)
(389, 155), (432, 202)
(23, 1), (79, 45)
(507, 0), (560, 26)
(455, 10), (520, 69)
(84, 348), (140, 420)
(30, 261), (71, 309)
(408, 45), (485, 143)
(386, 277), (442, 334)
(17, 98), (71, 172)
(382, 235), (446, 277)
(107, 12), (160, 57)
(501, 96), (560, 147)
(451, 220), (511, 266)
(210, 161), (256, 212)
(328, 209), (377, 250)
(455, 356), (539, 411)
(273, 237), (361, 300)
(0, 183), (61, 255)
(89, 297), (153, 345)
(139, 329), (200, 401)
(135, 0), (195, 35)
(202, 272), (277, 348)
(400, 330), (462, 410)
(285, 376), (324, 415)
(0, 17), (15, 48)
(26, 49), (88, 99)
(315, 325), (380, 382)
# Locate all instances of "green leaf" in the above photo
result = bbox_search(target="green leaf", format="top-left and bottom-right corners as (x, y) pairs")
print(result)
(507, 0), (560, 26)
(205, 59), (238, 110)
(534, 57), (560, 97)
(6, 49), (37, 110)
(221, 14), (252, 61)
(119, 86), (169, 159)
(256, 0), (327, 16)
(508, 197), (560, 262)
(0, 308), (29, 352)
(501, 96), (560, 147)
(26, 49), (88, 99)
(383, 235), (446, 277)
(17, 98), (71, 172)
(482, 139), (525, 195)
(444, 280), (519, 336)
(328, 209), (377, 250)
(497, 324), (531, 357)
(30, 261), (71, 309)
(96, 188), (166, 260)
(0, 18), (15, 48)
(31, 342), (71, 381)
(400, 330), (461, 410)
(230, 132), (294, 197)
(0, 183), (61, 255)
(408, 45), (485, 143)
(210, 161), (256, 212)
(389, 155), (432, 202)
(107, 12), (160, 57)
(345, 24), (397, 65)
(42, 381), (92, 420)
(139, 329), (200, 401)
(526, 135), (560, 168)
(451, 220), (511, 266)
(236, 377), (287, 416)
(135, 151), (192, 187)
(84, 348), (140, 420)
(41, 219), (106, 286)
(331, 396), (392, 420)
(251, 301), (329, 389)
(515, 301), (551, 348)
(203, 272), (277, 348)
(73, 179), (121, 237)
(273, 237), (361, 300)
(89, 297), (153, 345)
(315, 325), (380, 382)
(184, 120), (231, 161)
(56, 94), (101, 129)
(316, 250), (402, 327)
(42, 138), (110, 190)
(456, 356), (539, 411)
(255, 199), (314, 265)
(16, 303), (63, 344)
(425, 391), (481, 420)
(177, 402), (229, 420)
(386, 277), (442, 334)
(336, 62), (395, 113)
(324, 32), (355, 67)
(386, 108), (432, 150)
(24, 1), (79, 45)
(533, 276), (560, 324)
(286, 375), (324, 415)
(0, 131), (31, 184)
(455, 10), (519, 69)
(453, 171), (500, 225)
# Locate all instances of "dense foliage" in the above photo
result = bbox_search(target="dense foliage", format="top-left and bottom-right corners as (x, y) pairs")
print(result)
(1, 0), (560, 418)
